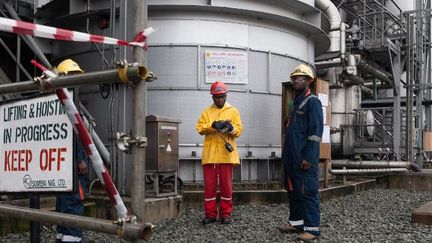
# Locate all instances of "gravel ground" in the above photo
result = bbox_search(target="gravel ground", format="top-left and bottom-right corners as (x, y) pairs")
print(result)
(1, 188), (431, 242)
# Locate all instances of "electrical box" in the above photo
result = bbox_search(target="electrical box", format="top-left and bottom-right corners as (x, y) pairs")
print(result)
(146, 115), (181, 172)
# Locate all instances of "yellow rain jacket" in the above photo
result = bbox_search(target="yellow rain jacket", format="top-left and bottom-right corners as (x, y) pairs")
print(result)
(196, 102), (243, 165)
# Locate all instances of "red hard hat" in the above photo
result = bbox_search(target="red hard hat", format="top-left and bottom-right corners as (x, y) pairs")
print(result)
(210, 81), (228, 95)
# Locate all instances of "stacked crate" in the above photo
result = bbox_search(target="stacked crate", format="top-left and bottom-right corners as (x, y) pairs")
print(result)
(314, 79), (332, 187)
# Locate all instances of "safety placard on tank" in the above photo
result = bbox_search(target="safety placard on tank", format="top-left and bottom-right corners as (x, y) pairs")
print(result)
(0, 94), (74, 192)
(205, 50), (248, 84)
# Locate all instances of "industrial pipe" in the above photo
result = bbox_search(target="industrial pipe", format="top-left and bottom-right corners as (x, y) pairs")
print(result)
(356, 57), (393, 84)
(332, 160), (410, 169)
(0, 65), (147, 95)
(360, 86), (374, 96)
(315, 58), (343, 69)
(330, 168), (408, 175)
(0, 204), (153, 241)
(340, 23), (346, 60)
(340, 73), (365, 86)
(315, 0), (341, 52)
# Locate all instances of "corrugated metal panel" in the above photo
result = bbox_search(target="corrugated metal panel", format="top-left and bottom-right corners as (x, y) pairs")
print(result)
(270, 54), (301, 94)
(249, 51), (268, 91)
(148, 47), (198, 88)
(248, 93), (281, 145)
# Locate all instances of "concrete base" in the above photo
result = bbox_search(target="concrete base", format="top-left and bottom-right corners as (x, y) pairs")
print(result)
(413, 201), (432, 225)
(389, 172), (432, 191)
(182, 179), (377, 208)
(142, 196), (182, 223)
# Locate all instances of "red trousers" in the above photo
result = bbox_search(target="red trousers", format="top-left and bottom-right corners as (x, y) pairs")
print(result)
(203, 163), (233, 219)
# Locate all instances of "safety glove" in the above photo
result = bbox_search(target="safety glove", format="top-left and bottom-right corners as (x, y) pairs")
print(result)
(212, 120), (226, 132)
(224, 121), (234, 133)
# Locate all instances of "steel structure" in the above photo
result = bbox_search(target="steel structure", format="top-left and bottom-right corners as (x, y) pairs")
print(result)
(322, 0), (431, 166)
(405, 0), (432, 167)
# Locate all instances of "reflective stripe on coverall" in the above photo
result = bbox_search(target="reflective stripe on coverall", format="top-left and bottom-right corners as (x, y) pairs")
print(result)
(282, 89), (323, 236)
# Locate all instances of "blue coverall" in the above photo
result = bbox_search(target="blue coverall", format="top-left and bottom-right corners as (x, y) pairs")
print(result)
(56, 142), (88, 242)
(282, 89), (323, 236)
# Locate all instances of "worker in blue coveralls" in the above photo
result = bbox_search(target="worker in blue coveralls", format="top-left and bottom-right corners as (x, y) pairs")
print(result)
(277, 64), (324, 242)
(55, 59), (88, 243)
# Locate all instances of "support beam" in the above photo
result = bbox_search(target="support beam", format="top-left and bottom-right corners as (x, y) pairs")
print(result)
(131, 0), (148, 237)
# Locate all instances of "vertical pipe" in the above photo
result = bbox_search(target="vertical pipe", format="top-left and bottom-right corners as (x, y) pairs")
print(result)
(197, 45), (201, 89)
(16, 35), (21, 82)
(425, 8), (432, 131)
(268, 51), (272, 92)
(29, 193), (40, 243)
(391, 44), (401, 160)
(131, 0), (147, 226)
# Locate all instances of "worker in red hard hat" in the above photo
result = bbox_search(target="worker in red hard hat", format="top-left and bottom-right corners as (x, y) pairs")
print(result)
(196, 81), (243, 225)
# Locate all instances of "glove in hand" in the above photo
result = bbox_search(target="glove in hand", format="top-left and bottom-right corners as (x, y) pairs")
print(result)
(212, 121), (225, 131)
(224, 121), (234, 133)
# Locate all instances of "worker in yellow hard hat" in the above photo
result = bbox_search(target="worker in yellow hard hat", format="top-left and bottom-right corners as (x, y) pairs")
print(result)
(55, 58), (88, 243)
(277, 64), (323, 242)
(57, 59), (84, 75)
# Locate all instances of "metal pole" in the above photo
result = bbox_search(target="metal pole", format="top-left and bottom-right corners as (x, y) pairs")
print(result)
(331, 160), (410, 169)
(329, 168), (408, 175)
(0, 38), (33, 80)
(0, 204), (153, 241)
(83, 116), (111, 165)
(29, 193), (40, 243)
(131, 0), (147, 229)
(4, 2), (52, 69)
(0, 66), (147, 95)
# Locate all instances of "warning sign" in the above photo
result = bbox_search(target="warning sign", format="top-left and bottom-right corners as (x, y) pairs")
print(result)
(0, 94), (74, 192)
(205, 50), (248, 84)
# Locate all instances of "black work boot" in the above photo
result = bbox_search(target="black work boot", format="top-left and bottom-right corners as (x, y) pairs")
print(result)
(202, 217), (217, 225)
(276, 223), (303, 233)
(220, 217), (232, 224)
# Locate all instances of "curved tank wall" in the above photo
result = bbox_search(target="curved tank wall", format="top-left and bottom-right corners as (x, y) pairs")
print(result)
(44, 0), (330, 190)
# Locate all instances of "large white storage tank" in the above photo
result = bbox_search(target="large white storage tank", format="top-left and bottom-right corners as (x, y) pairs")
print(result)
(39, 0), (330, 193)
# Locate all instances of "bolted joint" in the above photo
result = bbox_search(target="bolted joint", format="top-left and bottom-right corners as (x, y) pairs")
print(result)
(135, 136), (148, 148)
(115, 60), (148, 84)
(116, 132), (148, 153)
(112, 215), (154, 241)
(145, 71), (157, 82)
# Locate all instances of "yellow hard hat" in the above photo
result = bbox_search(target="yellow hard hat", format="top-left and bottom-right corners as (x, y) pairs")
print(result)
(57, 59), (84, 75)
(290, 64), (315, 81)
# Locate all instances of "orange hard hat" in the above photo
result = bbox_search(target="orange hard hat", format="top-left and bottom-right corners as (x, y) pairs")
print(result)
(210, 81), (228, 95)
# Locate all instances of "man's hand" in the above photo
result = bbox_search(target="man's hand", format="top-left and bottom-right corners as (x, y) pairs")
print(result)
(300, 160), (311, 170)
(212, 120), (229, 133)
(223, 121), (234, 133)
(78, 160), (88, 175)
(212, 121), (225, 131)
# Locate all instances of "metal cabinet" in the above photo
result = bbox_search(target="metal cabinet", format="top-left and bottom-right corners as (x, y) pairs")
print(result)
(146, 115), (181, 197)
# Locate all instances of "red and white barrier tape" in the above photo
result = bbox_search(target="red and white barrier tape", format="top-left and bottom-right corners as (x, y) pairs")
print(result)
(0, 17), (155, 49)
(31, 60), (128, 219)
